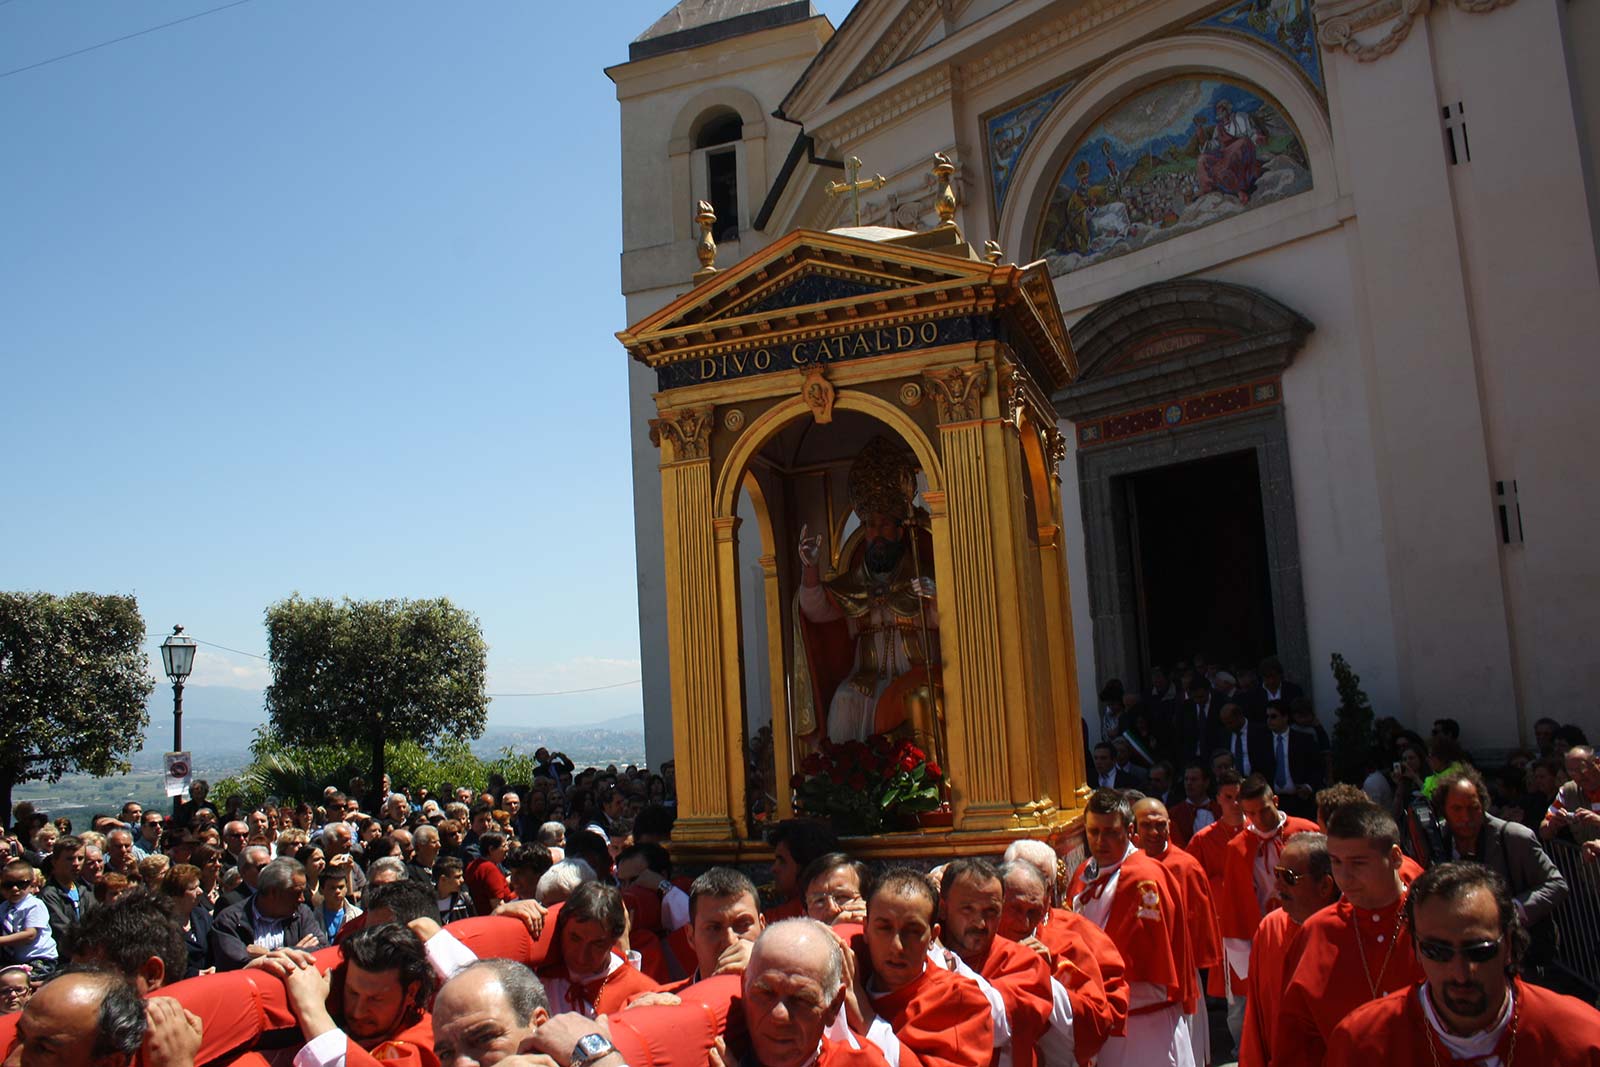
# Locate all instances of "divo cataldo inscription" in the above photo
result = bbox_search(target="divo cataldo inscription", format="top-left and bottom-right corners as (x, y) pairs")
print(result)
(656, 315), (987, 390)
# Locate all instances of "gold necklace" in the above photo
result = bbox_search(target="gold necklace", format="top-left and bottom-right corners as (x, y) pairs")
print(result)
(1423, 988), (1519, 1067)
(1355, 900), (1408, 999)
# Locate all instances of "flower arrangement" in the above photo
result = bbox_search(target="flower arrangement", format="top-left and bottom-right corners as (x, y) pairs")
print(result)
(792, 734), (945, 835)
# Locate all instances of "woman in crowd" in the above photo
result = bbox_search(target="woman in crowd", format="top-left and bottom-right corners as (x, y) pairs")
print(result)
(191, 844), (226, 913)
(295, 844), (327, 908)
(464, 832), (514, 915)
(161, 863), (214, 978)
(137, 854), (170, 890)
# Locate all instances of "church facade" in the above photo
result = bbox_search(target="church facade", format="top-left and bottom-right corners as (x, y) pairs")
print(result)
(608, 0), (1600, 767)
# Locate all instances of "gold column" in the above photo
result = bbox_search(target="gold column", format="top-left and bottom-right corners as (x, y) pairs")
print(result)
(713, 516), (748, 840)
(649, 406), (737, 843)
(1041, 427), (1089, 803)
(759, 553), (794, 821)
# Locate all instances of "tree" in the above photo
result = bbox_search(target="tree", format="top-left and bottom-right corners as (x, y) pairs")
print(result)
(0, 592), (155, 825)
(1329, 652), (1375, 784)
(263, 595), (488, 801)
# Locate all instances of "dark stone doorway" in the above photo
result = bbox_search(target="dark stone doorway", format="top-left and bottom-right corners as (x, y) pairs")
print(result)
(1121, 449), (1276, 673)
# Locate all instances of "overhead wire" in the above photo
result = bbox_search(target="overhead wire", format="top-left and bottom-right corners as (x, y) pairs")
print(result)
(0, 0), (255, 80)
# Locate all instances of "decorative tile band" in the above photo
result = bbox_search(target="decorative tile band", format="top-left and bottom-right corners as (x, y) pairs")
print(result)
(1076, 378), (1280, 447)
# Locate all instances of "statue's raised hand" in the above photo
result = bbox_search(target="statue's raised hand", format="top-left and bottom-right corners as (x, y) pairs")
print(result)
(911, 576), (936, 599)
(798, 523), (823, 567)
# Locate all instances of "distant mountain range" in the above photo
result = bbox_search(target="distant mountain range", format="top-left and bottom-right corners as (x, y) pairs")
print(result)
(131, 686), (645, 775)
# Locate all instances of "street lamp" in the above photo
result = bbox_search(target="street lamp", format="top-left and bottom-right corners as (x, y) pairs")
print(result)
(159, 625), (197, 751)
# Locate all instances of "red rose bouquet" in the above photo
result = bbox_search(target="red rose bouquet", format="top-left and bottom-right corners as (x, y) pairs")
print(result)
(792, 734), (945, 835)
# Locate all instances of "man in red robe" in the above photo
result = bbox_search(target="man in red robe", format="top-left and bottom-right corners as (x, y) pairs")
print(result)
(1272, 804), (1424, 1067)
(1066, 789), (1192, 1067)
(1326, 860), (1600, 1066)
(1133, 796), (1222, 1066)
(536, 882), (660, 1018)
(1238, 832), (1338, 1067)
(1219, 775), (1320, 992)
(848, 866), (993, 1067)
(744, 919), (891, 1067)
(939, 858), (1058, 1067)
(1170, 763), (1220, 848)
(1186, 768), (1248, 1043)
(999, 843), (1128, 1066)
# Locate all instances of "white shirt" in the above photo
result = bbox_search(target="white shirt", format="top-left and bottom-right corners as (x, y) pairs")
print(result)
(1418, 982), (1513, 1066)
(661, 883), (691, 932)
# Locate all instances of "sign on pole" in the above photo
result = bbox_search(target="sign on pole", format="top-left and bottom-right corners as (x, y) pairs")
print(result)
(164, 752), (193, 798)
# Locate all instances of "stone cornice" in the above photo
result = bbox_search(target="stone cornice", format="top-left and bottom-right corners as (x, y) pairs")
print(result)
(814, 66), (955, 148)
(1315, 0), (1517, 62)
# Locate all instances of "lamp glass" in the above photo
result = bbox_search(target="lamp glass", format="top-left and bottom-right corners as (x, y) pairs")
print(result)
(161, 632), (197, 682)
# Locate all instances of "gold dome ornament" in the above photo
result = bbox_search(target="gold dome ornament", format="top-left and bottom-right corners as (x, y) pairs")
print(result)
(693, 200), (719, 283)
(932, 153), (958, 226)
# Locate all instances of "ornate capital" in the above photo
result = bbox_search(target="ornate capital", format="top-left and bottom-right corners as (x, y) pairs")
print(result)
(800, 366), (836, 425)
(1045, 426), (1068, 472)
(649, 405), (715, 461)
(923, 364), (989, 424)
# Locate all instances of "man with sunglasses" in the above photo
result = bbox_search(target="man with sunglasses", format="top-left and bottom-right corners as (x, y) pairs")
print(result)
(1238, 832), (1338, 1067)
(1272, 803), (1423, 1067)
(1325, 861), (1600, 1066)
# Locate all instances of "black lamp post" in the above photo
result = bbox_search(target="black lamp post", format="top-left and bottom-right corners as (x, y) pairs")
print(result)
(159, 625), (197, 751)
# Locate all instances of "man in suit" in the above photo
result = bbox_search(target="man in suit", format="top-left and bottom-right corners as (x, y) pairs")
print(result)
(1264, 700), (1325, 820)
(210, 857), (326, 969)
(217, 845), (271, 912)
(1090, 742), (1143, 789)
(1259, 657), (1303, 706)
(1175, 677), (1221, 764)
(1218, 702), (1273, 782)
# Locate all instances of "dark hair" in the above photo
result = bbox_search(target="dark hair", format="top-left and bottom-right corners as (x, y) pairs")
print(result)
(50, 834), (83, 859)
(798, 852), (869, 901)
(939, 858), (1001, 907)
(1432, 718), (1462, 740)
(1406, 861), (1528, 974)
(65, 888), (187, 988)
(469, 801), (494, 820)
(505, 843), (552, 878)
(688, 867), (759, 922)
(1264, 700), (1289, 719)
(1315, 783), (1371, 823)
(1085, 788), (1132, 827)
(865, 865), (937, 918)
(632, 804), (675, 841)
(767, 819), (839, 871)
(565, 830), (612, 877)
(1091, 742), (1114, 756)
(1326, 801), (1400, 853)
(1429, 763), (1491, 813)
(477, 832), (506, 855)
(617, 842), (671, 877)
(365, 878), (436, 925)
(341, 922), (435, 1011)
(51, 966), (147, 1057)
(160, 864), (201, 896)
(561, 881), (626, 938)
(1182, 761), (1213, 782)
(436, 856), (464, 879)
(1239, 774), (1275, 802)
(1215, 768), (1243, 789)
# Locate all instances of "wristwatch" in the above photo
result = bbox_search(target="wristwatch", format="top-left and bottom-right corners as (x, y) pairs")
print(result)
(571, 1033), (619, 1066)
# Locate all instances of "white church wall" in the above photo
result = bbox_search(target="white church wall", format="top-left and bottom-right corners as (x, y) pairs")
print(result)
(1428, 0), (1600, 735)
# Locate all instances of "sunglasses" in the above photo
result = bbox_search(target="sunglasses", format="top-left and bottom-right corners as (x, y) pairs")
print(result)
(1, 881), (31, 891)
(1417, 938), (1502, 964)
(1273, 865), (1305, 886)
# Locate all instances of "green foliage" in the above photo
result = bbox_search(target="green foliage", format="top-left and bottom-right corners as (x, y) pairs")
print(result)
(264, 595), (488, 792)
(1329, 652), (1376, 784)
(0, 592), (155, 823)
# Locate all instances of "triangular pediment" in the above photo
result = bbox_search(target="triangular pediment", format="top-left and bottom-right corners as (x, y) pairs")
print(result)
(618, 226), (1078, 395)
(779, 0), (969, 123)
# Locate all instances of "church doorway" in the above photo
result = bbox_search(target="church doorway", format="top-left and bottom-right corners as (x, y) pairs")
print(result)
(1119, 449), (1276, 674)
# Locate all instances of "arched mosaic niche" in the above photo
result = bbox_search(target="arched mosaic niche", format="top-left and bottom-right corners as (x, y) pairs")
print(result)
(1033, 77), (1312, 276)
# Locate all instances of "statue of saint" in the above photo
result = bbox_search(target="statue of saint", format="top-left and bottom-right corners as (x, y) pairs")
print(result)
(793, 436), (940, 745)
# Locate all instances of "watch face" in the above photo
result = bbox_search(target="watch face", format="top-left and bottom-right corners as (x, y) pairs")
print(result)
(574, 1033), (614, 1062)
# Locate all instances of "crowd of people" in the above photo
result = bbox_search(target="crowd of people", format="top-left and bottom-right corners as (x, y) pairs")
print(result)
(0, 720), (1597, 1067)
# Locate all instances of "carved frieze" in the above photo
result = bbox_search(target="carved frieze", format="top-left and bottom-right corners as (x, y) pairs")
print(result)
(1316, 0), (1517, 62)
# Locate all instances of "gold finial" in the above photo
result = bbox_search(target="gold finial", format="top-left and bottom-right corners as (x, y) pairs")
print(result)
(983, 240), (1004, 264)
(693, 200), (718, 282)
(932, 152), (957, 225)
(825, 156), (887, 228)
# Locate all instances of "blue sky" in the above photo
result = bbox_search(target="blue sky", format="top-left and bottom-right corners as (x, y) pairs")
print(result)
(2, 0), (856, 727)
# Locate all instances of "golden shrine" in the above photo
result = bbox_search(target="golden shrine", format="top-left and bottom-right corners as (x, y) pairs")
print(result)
(617, 160), (1088, 861)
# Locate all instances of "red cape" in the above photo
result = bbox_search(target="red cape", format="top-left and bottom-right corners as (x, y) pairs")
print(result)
(1217, 816), (1320, 942)
(1271, 896), (1424, 1067)
(1186, 818), (1246, 997)
(1033, 908), (1128, 1065)
(1325, 978), (1600, 1067)
(1067, 851), (1190, 1011)
(820, 1035), (894, 1066)
(1148, 844), (1222, 971)
(1238, 906), (1299, 1067)
(1170, 800), (1219, 848)
(969, 936), (1055, 1067)
(869, 963), (995, 1067)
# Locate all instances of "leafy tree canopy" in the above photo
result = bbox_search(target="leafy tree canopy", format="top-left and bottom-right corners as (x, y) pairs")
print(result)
(264, 595), (488, 797)
(0, 592), (154, 824)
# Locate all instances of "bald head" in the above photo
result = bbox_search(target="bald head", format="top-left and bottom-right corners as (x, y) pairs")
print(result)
(1001, 839), (1059, 901)
(997, 860), (1050, 941)
(17, 969), (146, 1067)
(744, 920), (845, 1067)
(1132, 797), (1172, 854)
(433, 960), (550, 1067)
